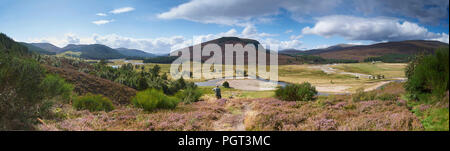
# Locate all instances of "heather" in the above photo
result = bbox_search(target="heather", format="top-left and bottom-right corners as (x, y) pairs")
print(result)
(39, 100), (225, 131)
(247, 98), (422, 131)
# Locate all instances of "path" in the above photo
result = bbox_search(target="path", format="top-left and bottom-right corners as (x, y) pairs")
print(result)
(213, 99), (256, 131)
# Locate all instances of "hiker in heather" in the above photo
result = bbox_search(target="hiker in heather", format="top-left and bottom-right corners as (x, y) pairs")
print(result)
(212, 85), (221, 99)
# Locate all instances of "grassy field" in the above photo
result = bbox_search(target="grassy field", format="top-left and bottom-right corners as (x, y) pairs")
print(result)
(332, 62), (406, 78)
(106, 60), (407, 93)
(198, 86), (275, 99)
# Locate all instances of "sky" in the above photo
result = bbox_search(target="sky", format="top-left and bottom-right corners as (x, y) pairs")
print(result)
(0, 0), (449, 54)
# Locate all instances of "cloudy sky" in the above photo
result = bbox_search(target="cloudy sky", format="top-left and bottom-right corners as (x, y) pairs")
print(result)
(0, 0), (448, 54)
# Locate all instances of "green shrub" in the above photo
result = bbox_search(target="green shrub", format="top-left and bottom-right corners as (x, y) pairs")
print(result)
(40, 74), (74, 101)
(275, 82), (317, 101)
(1, 55), (45, 130)
(222, 81), (230, 88)
(175, 87), (203, 104)
(73, 94), (114, 112)
(132, 89), (179, 111)
(405, 48), (449, 101)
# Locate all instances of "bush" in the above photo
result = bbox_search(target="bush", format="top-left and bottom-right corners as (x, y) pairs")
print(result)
(132, 89), (179, 111)
(222, 81), (230, 88)
(275, 82), (317, 101)
(1, 33), (75, 130)
(175, 87), (203, 104)
(1, 53), (46, 130)
(405, 48), (449, 101)
(73, 94), (114, 112)
(40, 74), (74, 101)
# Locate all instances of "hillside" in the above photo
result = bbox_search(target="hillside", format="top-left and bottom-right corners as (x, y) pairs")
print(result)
(30, 42), (62, 53)
(175, 37), (297, 65)
(19, 42), (55, 55)
(61, 44), (125, 59)
(116, 48), (156, 58)
(280, 40), (449, 61)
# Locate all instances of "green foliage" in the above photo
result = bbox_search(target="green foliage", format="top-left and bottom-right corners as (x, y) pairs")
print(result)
(0, 33), (29, 56)
(73, 94), (114, 112)
(275, 82), (317, 101)
(1, 33), (74, 130)
(175, 86), (203, 104)
(295, 55), (358, 64)
(364, 54), (412, 63)
(40, 74), (74, 101)
(222, 81), (230, 88)
(132, 89), (180, 111)
(143, 56), (178, 64)
(421, 108), (449, 131)
(405, 48), (449, 101)
(91, 62), (194, 95)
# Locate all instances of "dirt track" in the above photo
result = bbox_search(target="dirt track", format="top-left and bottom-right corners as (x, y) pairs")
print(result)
(213, 99), (256, 131)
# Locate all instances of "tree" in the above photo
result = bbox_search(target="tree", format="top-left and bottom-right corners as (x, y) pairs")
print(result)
(149, 64), (161, 79)
(405, 48), (449, 100)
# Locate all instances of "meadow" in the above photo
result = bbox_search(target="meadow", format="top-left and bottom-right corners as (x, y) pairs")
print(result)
(107, 59), (407, 94)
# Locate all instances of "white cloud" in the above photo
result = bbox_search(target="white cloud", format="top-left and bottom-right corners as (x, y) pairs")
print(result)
(260, 38), (303, 50)
(430, 33), (449, 43)
(289, 35), (302, 40)
(285, 30), (293, 34)
(25, 24), (305, 53)
(157, 0), (448, 26)
(302, 15), (449, 43)
(96, 13), (107, 16)
(92, 19), (114, 25)
(157, 0), (340, 26)
(110, 7), (135, 14)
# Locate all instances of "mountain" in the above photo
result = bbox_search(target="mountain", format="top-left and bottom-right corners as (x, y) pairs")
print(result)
(115, 48), (156, 58)
(280, 40), (449, 61)
(60, 44), (125, 59)
(30, 43), (62, 53)
(19, 42), (55, 55)
(174, 37), (298, 65)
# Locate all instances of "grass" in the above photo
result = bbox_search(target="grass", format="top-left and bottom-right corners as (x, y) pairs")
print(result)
(407, 93), (449, 131)
(198, 86), (274, 99)
(332, 62), (406, 78)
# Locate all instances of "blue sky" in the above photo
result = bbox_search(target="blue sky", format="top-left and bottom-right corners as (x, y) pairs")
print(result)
(0, 0), (448, 53)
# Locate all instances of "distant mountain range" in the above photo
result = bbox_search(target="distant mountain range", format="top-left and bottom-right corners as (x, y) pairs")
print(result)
(29, 43), (62, 53)
(20, 42), (157, 59)
(280, 40), (449, 61)
(20, 37), (449, 62)
(115, 48), (156, 58)
(19, 42), (56, 55)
